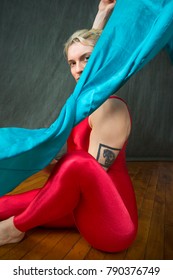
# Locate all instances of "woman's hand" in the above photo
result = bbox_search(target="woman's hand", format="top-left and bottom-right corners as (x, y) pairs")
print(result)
(98, 0), (116, 13)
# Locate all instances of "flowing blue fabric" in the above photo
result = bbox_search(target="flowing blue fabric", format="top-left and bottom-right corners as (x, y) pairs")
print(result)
(0, 0), (173, 196)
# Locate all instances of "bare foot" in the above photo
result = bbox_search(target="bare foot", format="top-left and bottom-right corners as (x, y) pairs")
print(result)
(0, 217), (25, 246)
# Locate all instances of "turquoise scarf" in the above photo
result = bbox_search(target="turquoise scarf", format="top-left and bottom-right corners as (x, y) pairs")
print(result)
(0, 0), (173, 195)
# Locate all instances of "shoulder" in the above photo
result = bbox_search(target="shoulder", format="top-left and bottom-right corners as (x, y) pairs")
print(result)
(101, 97), (129, 115)
(89, 96), (131, 142)
(89, 96), (131, 127)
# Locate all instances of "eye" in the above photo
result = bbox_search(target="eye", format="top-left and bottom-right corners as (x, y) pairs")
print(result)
(84, 55), (90, 62)
(68, 61), (75, 68)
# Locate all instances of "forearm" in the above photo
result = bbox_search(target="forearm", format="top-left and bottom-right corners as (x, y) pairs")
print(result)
(92, 10), (110, 29)
(92, 0), (116, 30)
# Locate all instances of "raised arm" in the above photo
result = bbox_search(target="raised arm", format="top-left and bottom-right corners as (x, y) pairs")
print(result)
(92, 0), (116, 29)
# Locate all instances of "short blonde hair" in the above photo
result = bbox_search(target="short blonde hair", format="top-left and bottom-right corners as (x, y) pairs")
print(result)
(64, 29), (102, 58)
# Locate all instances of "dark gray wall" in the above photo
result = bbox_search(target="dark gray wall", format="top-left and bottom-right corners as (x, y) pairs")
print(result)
(0, 0), (173, 160)
(118, 51), (173, 160)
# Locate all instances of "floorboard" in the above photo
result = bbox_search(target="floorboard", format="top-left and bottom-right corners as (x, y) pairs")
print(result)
(0, 162), (173, 260)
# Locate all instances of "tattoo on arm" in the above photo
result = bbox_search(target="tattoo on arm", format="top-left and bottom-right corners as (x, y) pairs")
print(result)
(96, 143), (121, 168)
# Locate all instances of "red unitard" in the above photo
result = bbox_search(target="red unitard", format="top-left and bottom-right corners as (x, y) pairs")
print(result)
(0, 96), (138, 252)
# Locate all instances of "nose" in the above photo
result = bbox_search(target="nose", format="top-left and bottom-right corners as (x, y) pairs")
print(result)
(75, 61), (84, 74)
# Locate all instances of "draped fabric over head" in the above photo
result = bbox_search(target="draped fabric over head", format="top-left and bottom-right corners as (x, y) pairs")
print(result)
(0, 0), (173, 196)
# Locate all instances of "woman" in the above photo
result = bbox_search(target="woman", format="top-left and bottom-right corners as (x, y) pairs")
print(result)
(0, 0), (138, 252)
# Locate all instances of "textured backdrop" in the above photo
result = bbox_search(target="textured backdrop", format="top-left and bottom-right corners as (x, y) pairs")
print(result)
(0, 0), (173, 160)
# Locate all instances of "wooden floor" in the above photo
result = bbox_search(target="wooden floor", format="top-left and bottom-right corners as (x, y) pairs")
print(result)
(0, 161), (173, 260)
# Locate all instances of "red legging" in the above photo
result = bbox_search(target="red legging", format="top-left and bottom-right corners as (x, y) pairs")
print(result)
(0, 150), (137, 252)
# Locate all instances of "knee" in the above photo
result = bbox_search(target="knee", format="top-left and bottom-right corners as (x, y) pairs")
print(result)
(94, 221), (138, 253)
(110, 221), (138, 252)
(59, 150), (98, 170)
(51, 150), (97, 177)
(63, 150), (93, 161)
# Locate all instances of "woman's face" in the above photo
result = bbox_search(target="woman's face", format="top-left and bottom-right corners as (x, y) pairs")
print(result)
(67, 42), (93, 82)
